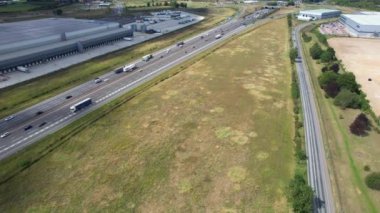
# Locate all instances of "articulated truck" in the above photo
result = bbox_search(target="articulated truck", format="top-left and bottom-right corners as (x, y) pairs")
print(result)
(70, 98), (92, 112)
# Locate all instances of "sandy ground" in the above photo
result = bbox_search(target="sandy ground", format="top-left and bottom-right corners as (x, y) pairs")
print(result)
(329, 37), (380, 116)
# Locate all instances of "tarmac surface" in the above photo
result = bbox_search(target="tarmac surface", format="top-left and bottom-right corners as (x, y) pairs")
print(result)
(0, 12), (204, 88)
(0, 8), (272, 160)
(293, 23), (335, 213)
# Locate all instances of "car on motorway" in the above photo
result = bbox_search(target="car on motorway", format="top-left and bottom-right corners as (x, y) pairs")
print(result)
(24, 125), (33, 131)
(66, 95), (72, 99)
(36, 111), (44, 115)
(114, 68), (123, 74)
(123, 37), (133, 41)
(295, 57), (302, 63)
(177, 41), (185, 47)
(39, 122), (47, 127)
(94, 78), (103, 84)
(215, 34), (222, 39)
(4, 115), (15, 121)
(0, 132), (10, 138)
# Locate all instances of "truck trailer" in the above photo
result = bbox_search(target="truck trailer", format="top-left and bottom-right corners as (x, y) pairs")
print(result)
(70, 98), (92, 112)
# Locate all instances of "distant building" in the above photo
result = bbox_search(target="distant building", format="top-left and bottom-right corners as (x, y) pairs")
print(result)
(298, 9), (341, 21)
(0, 18), (133, 74)
(340, 12), (380, 37)
(243, 0), (259, 4)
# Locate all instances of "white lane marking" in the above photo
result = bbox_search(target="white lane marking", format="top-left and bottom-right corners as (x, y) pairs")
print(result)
(0, 25), (245, 154)
(95, 26), (244, 104)
(0, 113), (74, 153)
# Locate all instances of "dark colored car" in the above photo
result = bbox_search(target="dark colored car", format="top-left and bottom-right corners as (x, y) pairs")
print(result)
(114, 68), (123, 74)
(66, 95), (72, 99)
(36, 111), (44, 115)
(24, 125), (33, 131)
(39, 122), (47, 127)
(177, 41), (185, 47)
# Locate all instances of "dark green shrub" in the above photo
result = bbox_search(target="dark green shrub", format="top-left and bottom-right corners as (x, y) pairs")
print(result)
(350, 113), (370, 136)
(310, 43), (323, 60)
(365, 172), (380, 190)
(334, 89), (361, 109)
(337, 72), (359, 93)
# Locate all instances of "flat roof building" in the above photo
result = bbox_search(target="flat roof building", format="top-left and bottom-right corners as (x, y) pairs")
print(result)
(0, 18), (133, 74)
(340, 13), (380, 37)
(298, 9), (341, 20)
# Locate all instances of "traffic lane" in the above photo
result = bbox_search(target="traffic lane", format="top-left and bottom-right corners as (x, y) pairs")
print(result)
(0, 28), (211, 133)
(1, 23), (246, 151)
(0, 12), (255, 158)
(0, 25), (241, 144)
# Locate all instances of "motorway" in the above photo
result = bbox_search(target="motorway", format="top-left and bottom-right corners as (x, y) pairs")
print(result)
(293, 24), (334, 213)
(0, 9), (272, 160)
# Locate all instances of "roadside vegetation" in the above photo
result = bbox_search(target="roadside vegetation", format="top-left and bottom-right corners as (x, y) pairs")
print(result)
(0, 6), (236, 119)
(287, 13), (314, 213)
(0, 18), (294, 211)
(301, 23), (380, 212)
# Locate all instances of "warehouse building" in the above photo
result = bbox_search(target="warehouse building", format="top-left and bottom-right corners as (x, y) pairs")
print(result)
(298, 9), (341, 21)
(0, 18), (133, 74)
(340, 12), (380, 37)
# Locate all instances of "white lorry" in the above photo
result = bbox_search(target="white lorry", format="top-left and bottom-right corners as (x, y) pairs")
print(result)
(123, 64), (137, 72)
(142, 54), (153, 62)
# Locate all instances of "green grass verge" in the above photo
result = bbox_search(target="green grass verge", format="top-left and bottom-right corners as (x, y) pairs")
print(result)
(0, 7), (236, 119)
(0, 18), (295, 211)
(300, 25), (378, 213)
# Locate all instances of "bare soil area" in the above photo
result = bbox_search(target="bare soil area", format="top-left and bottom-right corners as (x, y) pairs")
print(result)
(329, 37), (380, 116)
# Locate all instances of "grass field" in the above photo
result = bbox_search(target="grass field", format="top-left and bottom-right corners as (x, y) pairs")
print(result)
(0, 7), (236, 119)
(301, 27), (380, 212)
(0, 18), (294, 211)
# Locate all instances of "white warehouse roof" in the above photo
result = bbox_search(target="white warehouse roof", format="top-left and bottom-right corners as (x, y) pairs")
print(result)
(342, 14), (380, 26)
(300, 9), (340, 16)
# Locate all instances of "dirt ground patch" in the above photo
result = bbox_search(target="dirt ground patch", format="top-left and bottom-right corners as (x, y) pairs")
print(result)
(329, 37), (380, 116)
(0, 18), (294, 212)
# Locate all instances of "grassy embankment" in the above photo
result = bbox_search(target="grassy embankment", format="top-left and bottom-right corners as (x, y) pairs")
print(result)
(301, 24), (380, 212)
(0, 7), (236, 119)
(0, 18), (295, 211)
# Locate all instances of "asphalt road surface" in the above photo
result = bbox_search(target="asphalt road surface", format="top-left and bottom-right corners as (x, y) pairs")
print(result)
(293, 23), (334, 213)
(0, 9), (273, 160)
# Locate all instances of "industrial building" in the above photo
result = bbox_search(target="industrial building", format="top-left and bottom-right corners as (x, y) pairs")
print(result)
(298, 9), (341, 21)
(340, 12), (380, 37)
(0, 18), (133, 74)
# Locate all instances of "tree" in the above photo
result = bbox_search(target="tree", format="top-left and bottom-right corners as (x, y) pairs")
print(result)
(365, 172), (380, 190)
(337, 72), (359, 93)
(329, 63), (340, 73)
(164, 1), (169, 6)
(302, 33), (312, 43)
(349, 113), (370, 136)
(289, 174), (314, 213)
(320, 50), (334, 63)
(318, 71), (339, 88)
(287, 1), (295, 6)
(54, 9), (63, 15)
(147, 2), (151, 7)
(334, 89), (361, 109)
(309, 43), (323, 60)
(324, 81), (340, 98)
(287, 14), (292, 27)
(289, 47), (298, 64)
